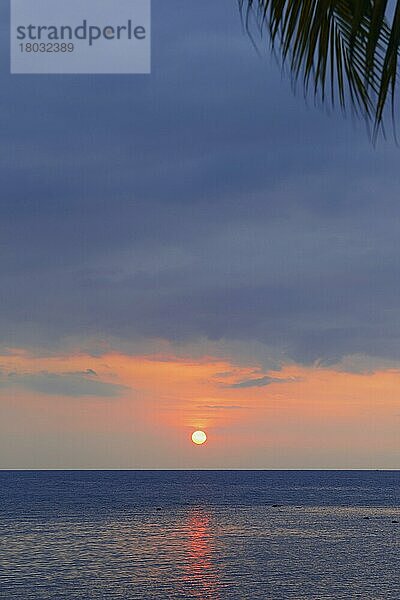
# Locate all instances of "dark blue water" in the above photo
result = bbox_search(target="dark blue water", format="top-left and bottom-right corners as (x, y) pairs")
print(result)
(0, 471), (399, 599)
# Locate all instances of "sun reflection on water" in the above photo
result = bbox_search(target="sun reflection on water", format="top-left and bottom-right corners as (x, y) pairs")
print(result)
(182, 508), (221, 599)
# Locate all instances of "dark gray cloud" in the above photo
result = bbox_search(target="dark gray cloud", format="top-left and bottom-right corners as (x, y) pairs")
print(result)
(1, 0), (399, 367)
(326, 354), (400, 375)
(0, 370), (128, 397)
(229, 376), (299, 389)
(65, 369), (98, 376)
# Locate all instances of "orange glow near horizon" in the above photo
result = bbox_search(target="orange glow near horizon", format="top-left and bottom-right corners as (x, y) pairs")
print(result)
(0, 346), (399, 467)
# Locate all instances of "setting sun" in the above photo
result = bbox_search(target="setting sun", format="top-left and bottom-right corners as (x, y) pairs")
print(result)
(191, 430), (207, 445)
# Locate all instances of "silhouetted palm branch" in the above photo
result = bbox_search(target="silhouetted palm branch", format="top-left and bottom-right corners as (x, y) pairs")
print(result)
(240, 0), (400, 137)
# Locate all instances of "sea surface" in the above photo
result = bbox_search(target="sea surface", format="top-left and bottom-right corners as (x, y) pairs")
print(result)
(0, 470), (399, 599)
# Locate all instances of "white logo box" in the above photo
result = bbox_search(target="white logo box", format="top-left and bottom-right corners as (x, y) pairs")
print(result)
(11, 0), (151, 74)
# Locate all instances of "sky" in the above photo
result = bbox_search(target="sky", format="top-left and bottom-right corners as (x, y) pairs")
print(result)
(1, 0), (399, 469)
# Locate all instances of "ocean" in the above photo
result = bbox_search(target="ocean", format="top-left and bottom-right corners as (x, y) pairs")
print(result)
(0, 470), (399, 599)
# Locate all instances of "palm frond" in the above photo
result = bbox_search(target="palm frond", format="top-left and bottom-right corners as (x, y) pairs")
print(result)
(240, 0), (400, 138)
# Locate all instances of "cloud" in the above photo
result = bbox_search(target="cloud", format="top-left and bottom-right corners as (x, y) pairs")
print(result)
(0, 0), (399, 371)
(326, 354), (400, 375)
(229, 375), (299, 389)
(1, 370), (128, 397)
(62, 368), (98, 376)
